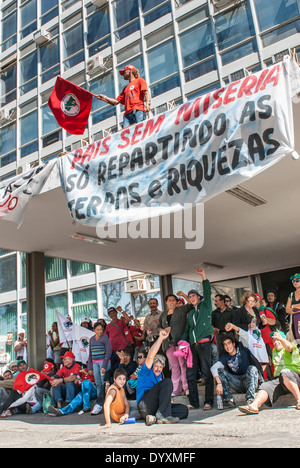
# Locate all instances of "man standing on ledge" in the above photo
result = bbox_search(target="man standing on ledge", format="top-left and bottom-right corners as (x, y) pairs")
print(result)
(181, 268), (214, 411)
(95, 64), (150, 128)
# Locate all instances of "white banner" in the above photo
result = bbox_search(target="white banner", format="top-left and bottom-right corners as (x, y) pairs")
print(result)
(72, 323), (95, 365)
(0, 160), (56, 227)
(56, 311), (74, 348)
(58, 58), (300, 227)
(56, 311), (95, 364)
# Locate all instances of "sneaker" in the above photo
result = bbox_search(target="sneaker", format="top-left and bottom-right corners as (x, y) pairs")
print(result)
(0, 410), (12, 418)
(48, 405), (63, 417)
(223, 400), (236, 409)
(155, 410), (180, 424)
(156, 415), (180, 424)
(145, 415), (157, 426)
(91, 404), (103, 415)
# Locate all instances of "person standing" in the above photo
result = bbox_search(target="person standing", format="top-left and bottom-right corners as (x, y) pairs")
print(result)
(144, 298), (162, 346)
(285, 273), (300, 344)
(181, 268), (214, 411)
(159, 294), (193, 396)
(95, 64), (150, 128)
(88, 321), (112, 416)
(212, 294), (235, 358)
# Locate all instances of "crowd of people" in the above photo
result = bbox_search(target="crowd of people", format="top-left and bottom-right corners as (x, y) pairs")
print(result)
(1, 269), (300, 427)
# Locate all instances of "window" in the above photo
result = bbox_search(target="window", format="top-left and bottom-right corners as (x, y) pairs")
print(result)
(86, 6), (111, 57)
(215, 2), (255, 51)
(20, 50), (37, 96)
(0, 63), (17, 105)
(89, 72), (116, 125)
(20, 102), (38, 158)
(0, 254), (17, 293)
(45, 257), (67, 282)
(71, 261), (96, 276)
(113, 0), (140, 41)
(0, 122), (16, 168)
(148, 39), (179, 97)
(72, 288), (98, 324)
(41, 0), (58, 25)
(63, 14), (84, 70)
(46, 293), (68, 331)
(0, 303), (17, 362)
(101, 280), (131, 320)
(221, 39), (258, 66)
(261, 18), (300, 47)
(180, 22), (215, 68)
(20, 0), (37, 39)
(42, 104), (61, 148)
(40, 27), (60, 84)
(142, 0), (172, 25)
(2, 3), (17, 52)
(254, 0), (300, 32)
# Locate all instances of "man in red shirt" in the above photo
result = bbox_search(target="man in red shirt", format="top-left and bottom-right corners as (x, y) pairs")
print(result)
(50, 351), (82, 409)
(95, 64), (150, 128)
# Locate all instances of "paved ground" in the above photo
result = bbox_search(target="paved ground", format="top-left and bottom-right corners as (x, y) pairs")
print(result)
(0, 392), (299, 450)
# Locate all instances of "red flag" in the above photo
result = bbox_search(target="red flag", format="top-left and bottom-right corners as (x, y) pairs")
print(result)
(48, 76), (93, 135)
(13, 369), (51, 394)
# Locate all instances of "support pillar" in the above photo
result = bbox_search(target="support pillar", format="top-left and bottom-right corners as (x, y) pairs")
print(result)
(26, 252), (46, 370)
(159, 275), (173, 305)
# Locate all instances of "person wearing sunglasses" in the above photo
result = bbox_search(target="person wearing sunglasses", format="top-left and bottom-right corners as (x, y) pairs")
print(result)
(286, 274), (300, 344)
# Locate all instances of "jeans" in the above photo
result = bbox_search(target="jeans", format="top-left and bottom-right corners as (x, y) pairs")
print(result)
(218, 365), (260, 402)
(123, 110), (146, 128)
(138, 378), (173, 418)
(186, 341), (214, 408)
(52, 381), (80, 404)
(93, 360), (110, 406)
(60, 380), (97, 415)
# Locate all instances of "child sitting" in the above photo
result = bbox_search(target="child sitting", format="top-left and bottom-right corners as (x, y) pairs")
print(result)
(99, 368), (130, 429)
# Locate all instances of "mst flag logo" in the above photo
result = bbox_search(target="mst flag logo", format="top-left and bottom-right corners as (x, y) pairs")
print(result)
(61, 93), (80, 116)
(48, 76), (93, 134)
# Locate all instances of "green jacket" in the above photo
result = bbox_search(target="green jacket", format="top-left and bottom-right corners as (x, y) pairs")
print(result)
(181, 280), (213, 345)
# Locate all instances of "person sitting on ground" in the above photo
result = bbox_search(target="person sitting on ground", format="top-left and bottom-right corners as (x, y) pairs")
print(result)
(211, 326), (264, 409)
(126, 349), (147, 397)
(50, 351), (82, 409)
(48, 368), (97, 417)
(0, 370), (14, 406)
(8, 361), (18, 376)
(0, 367), (51, 417)
(13, 359), (28, 378)
(238, 330), (300, 414)
(137, 328), (188, 425)
(99, 368), (131, 430)
(33, 361), (56, 413)
(104, 346), (138, 397)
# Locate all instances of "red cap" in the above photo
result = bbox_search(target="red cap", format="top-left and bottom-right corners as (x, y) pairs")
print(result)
(42, 362), (54, 372)
(255, 293), (263, 301)
(119, 64), (136, 76)
(61, 351), (75, 360)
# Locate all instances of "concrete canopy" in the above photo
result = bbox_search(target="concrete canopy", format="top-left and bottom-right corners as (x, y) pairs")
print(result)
(0, 103), (299, 285)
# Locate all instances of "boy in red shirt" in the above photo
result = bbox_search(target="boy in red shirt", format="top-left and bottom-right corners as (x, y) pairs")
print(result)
(95, 64), (150, 128)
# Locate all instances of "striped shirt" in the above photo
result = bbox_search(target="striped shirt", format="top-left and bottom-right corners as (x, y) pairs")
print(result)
(88, 334), (112, 372)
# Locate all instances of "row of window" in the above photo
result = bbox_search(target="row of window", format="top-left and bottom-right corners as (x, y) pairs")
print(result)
(0, 0), (299, 171)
